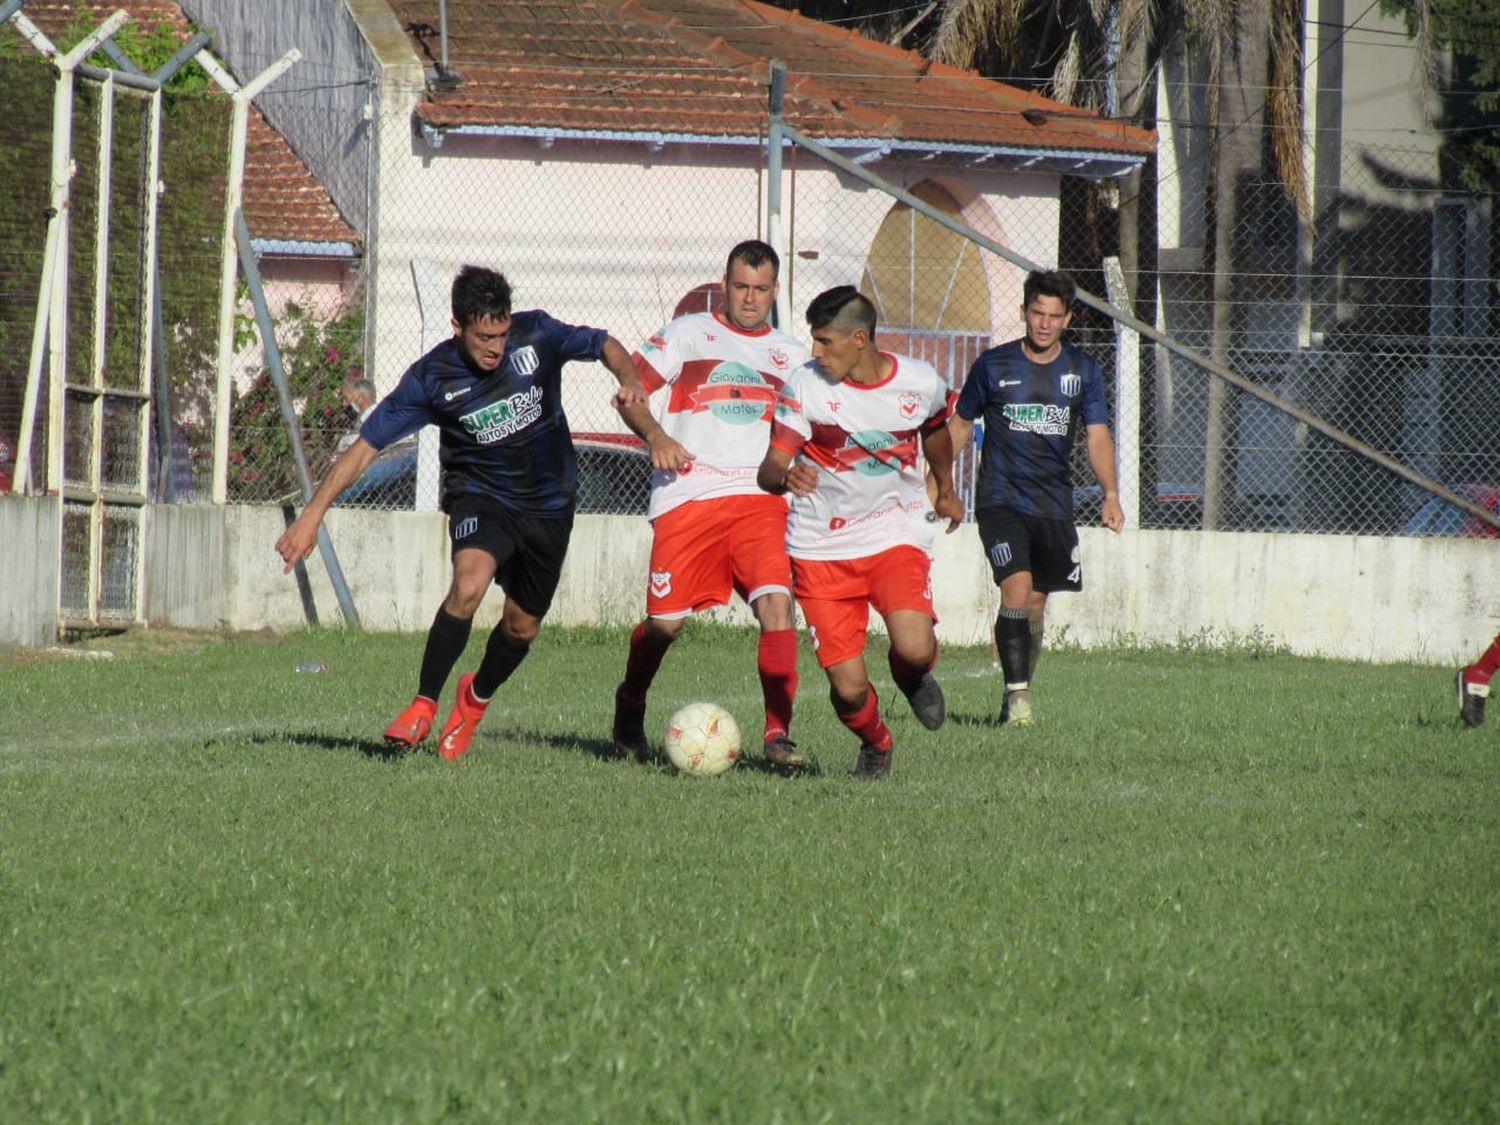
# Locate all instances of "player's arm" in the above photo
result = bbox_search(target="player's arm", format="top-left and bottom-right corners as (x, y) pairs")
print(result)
(1085, 421), (1124, 533)
(274, 438), (380, 572)
(922, 423), (964, 533)
(947, 413), (975, 452)
(757, 445), (817, 497)
(603, 336), (649, 410)
(611, 340), (693, 472)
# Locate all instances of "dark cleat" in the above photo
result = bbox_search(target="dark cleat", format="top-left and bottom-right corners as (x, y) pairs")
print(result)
(853, 742), (893, 780)
(1458, 670), (1488, 729)
(762, 734), (807, 769)
(611, 685), (650, 761)
(901, 671), (946, 731)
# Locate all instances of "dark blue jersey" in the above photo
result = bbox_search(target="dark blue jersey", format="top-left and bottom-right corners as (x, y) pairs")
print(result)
(955, 339), (1109, 519)
(360, 310), (608, 516)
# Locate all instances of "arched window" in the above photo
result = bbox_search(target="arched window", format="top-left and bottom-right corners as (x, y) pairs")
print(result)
(861, 180), (993, 386)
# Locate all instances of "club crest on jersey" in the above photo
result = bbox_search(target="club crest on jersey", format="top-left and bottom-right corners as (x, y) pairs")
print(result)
(509, 345), (539, 378)
(649, 570), (672, 598)
(768, 348), (791, 370)
(688, 361), (776, 425)
(1060, 372), (1081, 396)
(898, 391), (922, 419)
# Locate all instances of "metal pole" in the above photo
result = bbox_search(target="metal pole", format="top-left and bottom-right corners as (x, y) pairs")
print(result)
(781, 123), (1500, 535)
(235, 209), (361, 628)
(765, 60), (790, 331)
(208, 49), (301, 504)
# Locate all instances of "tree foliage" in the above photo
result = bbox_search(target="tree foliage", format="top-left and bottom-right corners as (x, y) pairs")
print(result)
(1379, 0), (1500, 192)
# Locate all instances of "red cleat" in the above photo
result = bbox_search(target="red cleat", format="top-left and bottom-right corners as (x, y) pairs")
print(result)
(438, 673), (489, 761)
(384, 696), (437, 749)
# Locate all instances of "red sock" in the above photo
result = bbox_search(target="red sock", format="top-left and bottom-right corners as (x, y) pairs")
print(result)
(758, 628), (799, 741)
(887, 647), (936, 695)
(836, 686), (892, 750)
(1466, 632), (1500, 684)
(620, 622), (672, 707)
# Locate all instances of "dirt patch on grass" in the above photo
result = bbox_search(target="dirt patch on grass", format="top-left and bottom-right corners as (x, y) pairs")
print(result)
(0, 626), (283, 667)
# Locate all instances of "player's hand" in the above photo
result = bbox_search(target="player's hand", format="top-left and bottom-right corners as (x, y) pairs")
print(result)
(932, 488), (965, 533)
(274, 519), (318, 574)
(784, 460), (819, 497)
(1100, 494), (1125, 533)
(647, 432), (694, 472)
(613, 381), (650, 410)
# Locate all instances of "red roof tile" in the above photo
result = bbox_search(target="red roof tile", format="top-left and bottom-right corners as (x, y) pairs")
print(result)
(391, 0), (1153, 164)
(12, 0), (358, 249)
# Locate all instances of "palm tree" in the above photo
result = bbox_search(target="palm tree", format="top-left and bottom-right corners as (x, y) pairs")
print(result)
(930, 0), (1309, 528)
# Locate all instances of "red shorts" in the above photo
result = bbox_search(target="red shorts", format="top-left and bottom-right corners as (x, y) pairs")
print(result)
(647, 494), (792, 619)
(792, 545), (936, 668)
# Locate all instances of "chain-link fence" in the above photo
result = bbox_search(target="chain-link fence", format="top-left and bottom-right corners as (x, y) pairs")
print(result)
(4, 43), (1495, 539)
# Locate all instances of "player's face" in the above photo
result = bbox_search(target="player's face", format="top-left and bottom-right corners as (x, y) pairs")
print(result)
(453, 314), (511, 372)
(723, 260), (778, 332)
(1022, 294), (1072, 355)
(810, 326), (861, 381)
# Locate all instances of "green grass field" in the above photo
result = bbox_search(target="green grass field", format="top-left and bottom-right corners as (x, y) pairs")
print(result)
(2, 623), (1495, 1122)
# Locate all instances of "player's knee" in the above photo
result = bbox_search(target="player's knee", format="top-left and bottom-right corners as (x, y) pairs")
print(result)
(443, 587), (485, 619)
(828, 681), (868, 714)
(751, 593), (794, 631)
(645, 616), (685, 644)
(502, 614), (541, 646)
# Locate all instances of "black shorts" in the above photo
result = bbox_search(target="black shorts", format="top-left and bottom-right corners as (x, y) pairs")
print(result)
(447, 494), (574, 618)
(975, 506), (1082, 593)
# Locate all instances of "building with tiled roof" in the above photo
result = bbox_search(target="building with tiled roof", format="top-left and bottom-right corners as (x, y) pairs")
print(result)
(14, 0), (358, 255)
(398, 0), (1152, 177)
(167, 0), (1160, 496)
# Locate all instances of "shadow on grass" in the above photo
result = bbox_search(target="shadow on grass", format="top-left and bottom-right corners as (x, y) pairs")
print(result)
(234, 730), (406, 760)
(229, 727), (830, 775)
(501, 725), (826, 778)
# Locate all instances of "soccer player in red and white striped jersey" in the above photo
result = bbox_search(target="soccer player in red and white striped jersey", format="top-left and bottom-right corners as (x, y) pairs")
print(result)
(612, 241), (810, 766)
(758, 286), (964, 780)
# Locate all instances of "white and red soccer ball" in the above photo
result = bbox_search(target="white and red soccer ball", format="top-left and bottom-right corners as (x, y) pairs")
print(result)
(664, 701), (741, 777)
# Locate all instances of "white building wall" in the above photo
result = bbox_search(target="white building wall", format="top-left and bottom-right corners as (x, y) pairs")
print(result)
(118, 504), (1500, 671)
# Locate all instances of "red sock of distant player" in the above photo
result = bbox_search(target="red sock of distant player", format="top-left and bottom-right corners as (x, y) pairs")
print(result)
(835, 686), (892, 750)
(757, 628), (798, 741)
(1466, 632), (1500, 685)
(887, 647), (935, 695)
(619, 621), (672, 707)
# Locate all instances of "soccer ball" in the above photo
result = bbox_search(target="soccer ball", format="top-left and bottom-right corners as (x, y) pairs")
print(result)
(663, 701), (741, 777)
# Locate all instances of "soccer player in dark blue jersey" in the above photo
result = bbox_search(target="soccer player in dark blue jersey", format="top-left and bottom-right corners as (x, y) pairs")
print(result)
(275, 265), (646, 758)
(950, 270), (1123, 727)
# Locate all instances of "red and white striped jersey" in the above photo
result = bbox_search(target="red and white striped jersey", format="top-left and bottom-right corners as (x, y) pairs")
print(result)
(769, 353), (952, 561)
(634, 311), (809, 520)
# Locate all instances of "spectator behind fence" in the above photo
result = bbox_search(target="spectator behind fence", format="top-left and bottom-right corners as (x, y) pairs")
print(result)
(336, 377), (377, 456)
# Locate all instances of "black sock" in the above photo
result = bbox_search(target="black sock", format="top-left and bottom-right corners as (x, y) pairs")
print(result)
(996, 609), (1031, 692)
(418, 607), (472, 701)
(474, 628), (530, 700)
(1029, 617), (1044, 680)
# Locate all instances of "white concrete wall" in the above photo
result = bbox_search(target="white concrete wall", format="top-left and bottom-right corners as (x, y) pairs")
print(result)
(118, 505), (1500, 669)
(0, 497), (60, 648)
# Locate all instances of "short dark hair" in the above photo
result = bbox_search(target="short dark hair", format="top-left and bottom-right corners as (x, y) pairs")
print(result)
(1023, 269), (1076, 309)
(452, 265), (513, 326)
(806, 285), (877, 336)
(725, 239), (780, 280)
